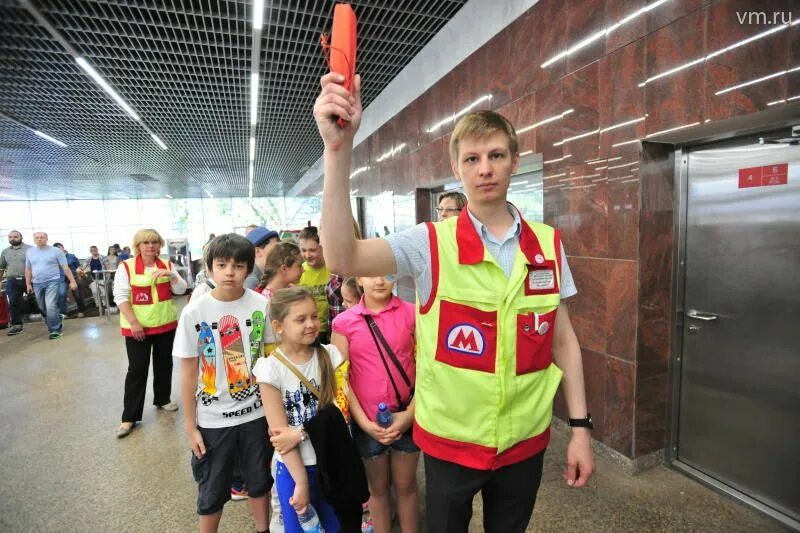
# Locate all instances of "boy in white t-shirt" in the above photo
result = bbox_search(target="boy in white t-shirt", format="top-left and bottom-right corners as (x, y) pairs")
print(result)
(174, 234), (271, 533)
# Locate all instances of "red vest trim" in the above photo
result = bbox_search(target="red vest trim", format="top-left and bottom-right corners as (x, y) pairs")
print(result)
(413, 420), (550, 470)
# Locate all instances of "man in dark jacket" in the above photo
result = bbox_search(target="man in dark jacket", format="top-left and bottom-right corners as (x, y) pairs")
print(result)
(54, 243), (86, 318)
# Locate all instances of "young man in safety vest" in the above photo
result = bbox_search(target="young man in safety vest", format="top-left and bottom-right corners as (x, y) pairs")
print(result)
(314, 73), (595, 532)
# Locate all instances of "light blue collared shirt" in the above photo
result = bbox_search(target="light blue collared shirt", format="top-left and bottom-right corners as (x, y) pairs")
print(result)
(386, 205), (577, 303)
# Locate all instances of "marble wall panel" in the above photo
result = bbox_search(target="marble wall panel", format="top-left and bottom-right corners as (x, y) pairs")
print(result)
(605, 0), (648, 54)
(605, 356), (636, 455)
(566, 0), (607, 73)
(607, 165), (640, 260)
(561, 63), (601, 163)
(644, 9), (707, 136)
(534, 81), (567, 166)
(582, 348), (609, 442)
(634, 373), (668, 455)
(510, 0), (567, 99)
(484, 30), (514, 108)
(606, 259), (638, 362)
(705, 0), (792, 120)
(565, 257), (608, 354)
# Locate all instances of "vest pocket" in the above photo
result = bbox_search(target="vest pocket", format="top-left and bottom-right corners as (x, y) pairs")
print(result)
(131, 284), (153, 305)
(435, 300), (497, 374)
(155, 280), (172, 301)
(516, 309), (557, 375)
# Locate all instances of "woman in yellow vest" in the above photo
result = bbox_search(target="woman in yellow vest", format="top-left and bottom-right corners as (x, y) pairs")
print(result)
(114, 229), (187, 438)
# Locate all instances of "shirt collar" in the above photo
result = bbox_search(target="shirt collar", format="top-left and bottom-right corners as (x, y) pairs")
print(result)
(456, 202), (546, 266)
(465, 203), (521, 244)
(353, 294), (400, 316)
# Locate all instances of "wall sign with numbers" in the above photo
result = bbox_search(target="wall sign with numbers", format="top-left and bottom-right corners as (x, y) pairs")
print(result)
(738, 163), (789, 189)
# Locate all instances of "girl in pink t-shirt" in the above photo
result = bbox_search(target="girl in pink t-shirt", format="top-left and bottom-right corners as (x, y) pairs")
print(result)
(331, 276), (418, 533)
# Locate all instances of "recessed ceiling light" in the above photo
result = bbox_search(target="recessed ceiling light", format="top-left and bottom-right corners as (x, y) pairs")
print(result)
(34, 130), (67, 147)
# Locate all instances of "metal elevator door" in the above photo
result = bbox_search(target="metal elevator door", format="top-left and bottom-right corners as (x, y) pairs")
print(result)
(678, 134), (800, 524)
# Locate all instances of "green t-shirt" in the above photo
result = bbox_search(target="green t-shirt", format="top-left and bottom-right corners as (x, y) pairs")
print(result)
(299, 262), (331, 332)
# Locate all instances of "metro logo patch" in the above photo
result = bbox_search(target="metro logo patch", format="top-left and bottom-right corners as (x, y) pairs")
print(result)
(436, 301), (497, 374)
(446, 324), (485, 355)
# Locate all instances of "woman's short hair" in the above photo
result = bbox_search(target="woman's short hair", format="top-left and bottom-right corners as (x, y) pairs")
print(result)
(438, 191), (467, 210)
(131, 229), (164, 255)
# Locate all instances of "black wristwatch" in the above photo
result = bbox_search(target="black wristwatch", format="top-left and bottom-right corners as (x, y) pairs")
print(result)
(568, 414), (594, 429)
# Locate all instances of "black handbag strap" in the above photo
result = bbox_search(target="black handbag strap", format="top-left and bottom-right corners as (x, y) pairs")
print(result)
(363, 315), (413, 407)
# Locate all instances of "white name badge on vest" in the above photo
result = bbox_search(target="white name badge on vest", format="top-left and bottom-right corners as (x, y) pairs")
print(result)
(524, 257), (558, 296)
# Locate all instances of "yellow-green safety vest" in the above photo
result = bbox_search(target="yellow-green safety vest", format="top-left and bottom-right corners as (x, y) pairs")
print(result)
(413, 207), (564, 470)
(299, 262), (331, 332)
(119, 256), (178, 337)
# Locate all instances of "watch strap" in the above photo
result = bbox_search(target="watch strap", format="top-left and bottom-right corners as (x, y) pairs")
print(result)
(568, 414), (594, 429)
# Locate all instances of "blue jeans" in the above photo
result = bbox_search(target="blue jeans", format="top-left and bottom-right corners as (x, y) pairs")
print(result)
(5, 277), (25, 326)
(58, 279), (85, 315)
(275, 461), (340, 533)
(33, 280), (62, 333)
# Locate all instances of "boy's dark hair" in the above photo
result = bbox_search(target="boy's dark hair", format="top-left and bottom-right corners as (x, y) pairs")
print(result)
(299, 225), (319, 243)
(205, 233), (255, 274)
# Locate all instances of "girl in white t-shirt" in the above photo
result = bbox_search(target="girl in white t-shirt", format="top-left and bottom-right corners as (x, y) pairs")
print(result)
(253, 286), (344, 533)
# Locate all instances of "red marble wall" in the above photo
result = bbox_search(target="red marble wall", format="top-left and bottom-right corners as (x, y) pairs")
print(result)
(325, 0), (800, 458)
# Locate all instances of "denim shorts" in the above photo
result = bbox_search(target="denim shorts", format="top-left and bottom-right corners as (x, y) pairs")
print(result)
(352, 422), (419, 459)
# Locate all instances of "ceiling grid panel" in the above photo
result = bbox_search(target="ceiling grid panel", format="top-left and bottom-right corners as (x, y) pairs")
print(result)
(1, 0), (468, 200)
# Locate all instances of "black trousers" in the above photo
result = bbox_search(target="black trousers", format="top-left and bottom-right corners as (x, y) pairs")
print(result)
(122, 329), (175, 423)
(424, 451), (545, 533)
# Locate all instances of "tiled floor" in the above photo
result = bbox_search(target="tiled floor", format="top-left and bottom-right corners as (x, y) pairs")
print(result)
(0, 311), (790, 532)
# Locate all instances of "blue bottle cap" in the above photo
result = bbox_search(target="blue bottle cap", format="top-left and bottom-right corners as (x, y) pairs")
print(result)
(378, 402), (387, 410)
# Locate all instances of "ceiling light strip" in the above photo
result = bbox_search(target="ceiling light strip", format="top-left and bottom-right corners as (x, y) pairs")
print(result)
(715, 66), (800, 95)
(20, 2), (171, 154)
(150, 134), (167, 150)
(541, 0), (669, 68)
(34, 130), (67, 147)
(612, 138), (641, 147)
(645, 121), (701, 138)
(350, 166), (370, 180)
(518, 109), (574, 134)
(426, 95), (493, 133)
(767, 94), (800, 106)
(639, 22), (795, 87)
(248, 0), (266, 198)
(75, 57), (141, 121)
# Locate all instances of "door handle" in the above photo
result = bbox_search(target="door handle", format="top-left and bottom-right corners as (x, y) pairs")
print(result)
(687, 309), (719, 321)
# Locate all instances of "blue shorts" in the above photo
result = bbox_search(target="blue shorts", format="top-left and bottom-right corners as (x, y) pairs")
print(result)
(274, 461), (340, 533)
(352, 423), (419, 459)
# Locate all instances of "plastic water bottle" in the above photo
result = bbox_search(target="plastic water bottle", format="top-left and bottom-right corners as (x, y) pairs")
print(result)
(297, 504), (325, 532)
(376, 402), (393, 428)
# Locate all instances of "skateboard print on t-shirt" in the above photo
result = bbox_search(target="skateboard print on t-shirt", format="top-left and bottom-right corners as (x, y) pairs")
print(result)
(248, 310), (266, 369)
(196, 321), (218, 406)
(218, 315), (254, 401)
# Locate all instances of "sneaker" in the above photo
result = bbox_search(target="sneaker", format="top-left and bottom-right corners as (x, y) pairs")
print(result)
(157, 402), (179, 412)
(49, 331), (63, 340)
(77, 312), (85, 318)
(231, 484), (248, 501)
(6, 325), (23, 336)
